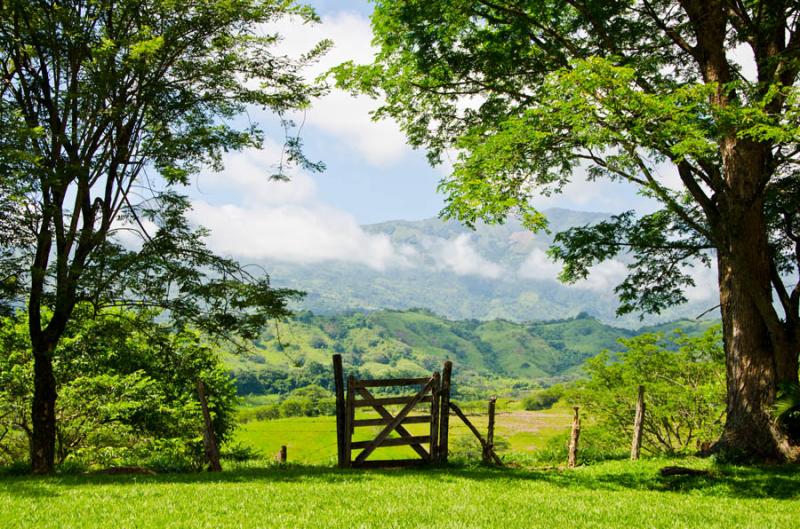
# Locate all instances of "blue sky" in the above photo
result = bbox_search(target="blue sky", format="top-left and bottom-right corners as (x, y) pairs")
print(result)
(188, 0), (656, 227)
(177, 0), (721, 303)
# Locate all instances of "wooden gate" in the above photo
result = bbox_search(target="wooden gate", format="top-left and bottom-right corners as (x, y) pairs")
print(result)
(332, 355), (452, 468)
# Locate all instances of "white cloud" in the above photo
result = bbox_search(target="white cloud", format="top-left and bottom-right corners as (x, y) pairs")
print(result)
(728, 43), (758, 83)
(518, 248), (562, 280)
(302, 91), (410, 165)
(518, 247), (626, 292)
(577, 259), (628, 292)
(195, 144), (317, 206)
(683, 262), (719, 303)
(190, 200), (413, 270)
(260, 12), (412, 166)
(431, 234), (505, 279)
(187, 140), (418, 269)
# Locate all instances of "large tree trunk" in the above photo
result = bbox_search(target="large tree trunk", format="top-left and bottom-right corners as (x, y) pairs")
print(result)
(714, 142), (799, 462)
(30, 345), (57, 474)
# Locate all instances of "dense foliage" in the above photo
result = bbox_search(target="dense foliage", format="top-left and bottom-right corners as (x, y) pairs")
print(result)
(0, 307), (237, 471)
(577, 327), (725, 455)
(337, 0), (800, 461)
(0, 0), (325, 472)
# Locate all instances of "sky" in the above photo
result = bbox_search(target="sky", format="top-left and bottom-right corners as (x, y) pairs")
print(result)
(179, 0), (718, 301)
(186, 0), (654, 227)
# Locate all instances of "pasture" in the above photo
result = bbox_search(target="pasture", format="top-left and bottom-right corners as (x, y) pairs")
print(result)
(234, 407), (574, 464)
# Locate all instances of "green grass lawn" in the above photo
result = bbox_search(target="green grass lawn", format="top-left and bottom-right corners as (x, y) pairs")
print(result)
(1, 459), (798, 529)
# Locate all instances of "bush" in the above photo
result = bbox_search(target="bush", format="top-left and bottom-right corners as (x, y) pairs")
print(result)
(0, 306), (238, 471)
(522, 385), (566, 411)
(504, 429), (628, 467)
(576, 327), (725, 456)
(449, 434), (510, 461)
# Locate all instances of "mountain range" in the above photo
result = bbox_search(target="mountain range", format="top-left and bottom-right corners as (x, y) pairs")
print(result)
(260, 208), (719, 328)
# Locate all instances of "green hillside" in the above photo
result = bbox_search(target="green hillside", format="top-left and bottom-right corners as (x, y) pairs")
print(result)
(225, 309), (717, 398)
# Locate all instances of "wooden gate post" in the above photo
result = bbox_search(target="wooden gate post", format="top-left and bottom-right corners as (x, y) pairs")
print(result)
(631, 385), (645, 460)
(438, 361), (453, 462)
(333, 354), (346, 468)
(197, 380), (222, 472)
(429, 372), (440, 463)
(484, 396), (497, 464)
(344, 374), (355, 468)
(568, 406), (580, 468)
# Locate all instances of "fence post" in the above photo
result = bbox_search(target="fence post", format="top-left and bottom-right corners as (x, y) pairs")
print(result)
(197, 380), (222, 472)
(277, 445), (287, 464)
(333, 354), (346, 468)
(568, 406), (580, 468)
(429, 372), (440, 463)
(344, 375), (355, 468)
(484, 396), (497, 464)
(631, 385), (646, 460)
(438, 361), (452, 462)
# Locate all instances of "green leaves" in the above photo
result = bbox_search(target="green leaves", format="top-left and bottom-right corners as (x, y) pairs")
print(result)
(578, 326), (725, 455)
(0, 306), (239, 468)
(338, 0), (800, 324)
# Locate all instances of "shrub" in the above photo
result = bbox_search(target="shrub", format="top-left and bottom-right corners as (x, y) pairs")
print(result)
(522, 384), (566, 411)
(576, 326), (725, 456)
(0, 306), (238, 471)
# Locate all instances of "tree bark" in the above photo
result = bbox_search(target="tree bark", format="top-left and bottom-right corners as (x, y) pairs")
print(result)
(30, 346), (57, 474)
(714, 143), (800, 462)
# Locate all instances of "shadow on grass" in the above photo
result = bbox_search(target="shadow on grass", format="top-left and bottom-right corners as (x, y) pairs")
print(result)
(0, 460), (798, 501)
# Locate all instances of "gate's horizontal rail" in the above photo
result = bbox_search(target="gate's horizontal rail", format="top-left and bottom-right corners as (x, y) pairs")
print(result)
(352, 377), (431, 388)
(351, 435), (430, 450)
(353, 416), (431, 427)
(353, 395), (433, 407)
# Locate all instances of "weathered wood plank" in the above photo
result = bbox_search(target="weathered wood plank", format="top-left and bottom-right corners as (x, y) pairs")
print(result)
(356, 387), (430, 460)
(438, 361), (452, 462)
(429, 372), (440, 463)
(344, 374), (355, 469)
(568, 406), (580, 468)
(351, 435), (430, 449)
(354, 379), (434, 464)
(352, 416), (431, 427)
(449, 401), (503, 466)
(333, 354), (346, 468)
(352, 395), (433, 407)
(631, 385), (645, 461)
(352, 377), (431, 388)
(485, 396), (496, 464)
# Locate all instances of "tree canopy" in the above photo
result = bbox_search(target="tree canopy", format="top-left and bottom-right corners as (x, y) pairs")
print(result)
(336, 0), (800, 461)
(0, 0), (328, 472)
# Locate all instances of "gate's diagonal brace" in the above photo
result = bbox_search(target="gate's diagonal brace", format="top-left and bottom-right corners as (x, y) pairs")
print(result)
(354, 378), (433, 464)
(356, 387), (430, 460)
(449, 402), (503, 466)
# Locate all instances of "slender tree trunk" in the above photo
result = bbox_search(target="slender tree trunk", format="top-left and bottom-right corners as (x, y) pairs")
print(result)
(30, 345), (57, 474)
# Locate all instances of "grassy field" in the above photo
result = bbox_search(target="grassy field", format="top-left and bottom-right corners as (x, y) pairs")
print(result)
(4, 411), (797, 528)
(1, 459), (798, 529)
(234, 407), (574, 464)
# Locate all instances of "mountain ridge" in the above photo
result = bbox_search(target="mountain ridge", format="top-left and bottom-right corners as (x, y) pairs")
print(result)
(256, 208), (718, 328)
